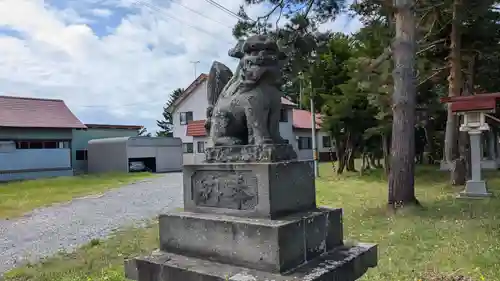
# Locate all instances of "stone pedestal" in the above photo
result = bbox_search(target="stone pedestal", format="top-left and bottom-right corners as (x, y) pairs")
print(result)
(125, 144), (377, 280)
(183, 160), (316, 219)
(458, 131), (493, 198)
(459, 180), (492, 198)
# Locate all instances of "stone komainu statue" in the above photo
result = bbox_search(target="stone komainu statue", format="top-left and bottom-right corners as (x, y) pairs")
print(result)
(205, 35), (288, 146)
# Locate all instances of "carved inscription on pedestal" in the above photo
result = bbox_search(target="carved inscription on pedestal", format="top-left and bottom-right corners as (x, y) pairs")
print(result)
(191, 170), (258, 210)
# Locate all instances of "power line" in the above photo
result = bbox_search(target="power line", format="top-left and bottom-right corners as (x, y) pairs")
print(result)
(133, 0), (233, 44)
(205, 0), (251, 22)
(166, 0), (233, 29)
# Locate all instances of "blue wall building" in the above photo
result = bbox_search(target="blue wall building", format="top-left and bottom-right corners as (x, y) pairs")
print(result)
(72, 124), (142, 173)
(0, 96), (86, 181)
(0, 95), (144, 181)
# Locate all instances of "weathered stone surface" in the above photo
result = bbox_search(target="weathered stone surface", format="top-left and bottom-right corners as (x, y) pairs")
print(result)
(183, 161), (316, 219)
(205, 35), (288, 146)
(158, 208), (343, 273)
(204, 144), (297, 163)
(125, 242), (377, 281)
(192, 170), (259, 210)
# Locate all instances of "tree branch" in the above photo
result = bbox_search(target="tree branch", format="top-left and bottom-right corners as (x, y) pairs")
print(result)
(369, 37), (446, 72)
(418, 66), (448, 87)
(257, 0), (285, 21)
(368, 45), (392, 70)
(275, 4), (284, 29)
(304, 0), (315, 17)
(416, 38), (446, 55)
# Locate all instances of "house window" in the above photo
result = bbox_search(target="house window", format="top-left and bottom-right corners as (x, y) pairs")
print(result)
(180, 111), (193, 125)
(279, 108), (288, 122)
(183, 142), (194, 153)
(28, 141), (43, 149)
(76, 150), (88, 161)
(322, 136), (332, 148)
(58, 141), (70, 148)
(298, 137), (312, 150)
(43, 141), (57, 149)
(16, 141), (29, 149)
(15, 140), (70, 149)
(197, 141), (206, 153)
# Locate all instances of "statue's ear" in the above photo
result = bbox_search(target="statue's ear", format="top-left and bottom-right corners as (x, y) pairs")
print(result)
(229, 40), (245, 58)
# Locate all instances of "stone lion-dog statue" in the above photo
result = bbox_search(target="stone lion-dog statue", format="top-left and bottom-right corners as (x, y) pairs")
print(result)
(205, 34), (288, 147)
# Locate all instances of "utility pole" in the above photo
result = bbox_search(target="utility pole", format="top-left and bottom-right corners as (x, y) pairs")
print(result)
(310, 81), (319, 178)
(299, 77), (303, 110)
(297, 72), (303, 109)
(190, 60), (200, 79)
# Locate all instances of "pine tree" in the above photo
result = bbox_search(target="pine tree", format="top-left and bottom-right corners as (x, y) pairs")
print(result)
(156, 88), (184, 137)
(137, 127), (151, 137)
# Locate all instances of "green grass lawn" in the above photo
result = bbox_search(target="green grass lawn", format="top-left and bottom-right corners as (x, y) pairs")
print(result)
(0, 172), (154, 219)
(4, 164), (500, 281)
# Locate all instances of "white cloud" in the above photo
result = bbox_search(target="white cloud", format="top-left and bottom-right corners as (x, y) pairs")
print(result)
(92, 8), (112, 17)
(0, 0), (362, 132)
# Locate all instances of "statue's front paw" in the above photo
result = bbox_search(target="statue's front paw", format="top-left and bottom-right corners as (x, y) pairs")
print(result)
(275, 137), (287, 144)
(206, 106), (213, 118)
(254, 137), (273, 145)
(204, 120), (211, 131)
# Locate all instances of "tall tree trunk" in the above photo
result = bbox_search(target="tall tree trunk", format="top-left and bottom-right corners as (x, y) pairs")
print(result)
(388, 0), (419, 208)
(346, 132), (356, 172)
(423, 122), (434, 164)
(382, 133), (391, 175)
(335, 134), (347, 174)
(449, 0), (465, 185)
(370, 154), (378, 168)
(347, 148), (356, 171)
(460, 53), (476, 180)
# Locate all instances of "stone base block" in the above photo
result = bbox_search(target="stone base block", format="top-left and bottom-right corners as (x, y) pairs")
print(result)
(125, 243), (377, 281)
(158, 208), (343, 273)
(204, 144), (297, 163)
(183, 160), (316, 219)
(457, 180), (493, 198)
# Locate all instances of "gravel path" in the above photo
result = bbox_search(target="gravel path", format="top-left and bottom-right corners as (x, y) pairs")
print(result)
(0, 173), (183, 274)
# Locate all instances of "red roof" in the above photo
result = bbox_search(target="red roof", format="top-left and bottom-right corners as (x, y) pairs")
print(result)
(186, 120), (206, 137)
(440, 93), (500, 113)
(281, 97), (296, 107)
(292, 109), (322, 129)
(0, 95), (86, 129)
(186, 109), (321, 137)
(85, 124), (143, 130)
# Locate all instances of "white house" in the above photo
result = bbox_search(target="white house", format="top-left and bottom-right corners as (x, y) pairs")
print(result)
(169, 74), (335, 164)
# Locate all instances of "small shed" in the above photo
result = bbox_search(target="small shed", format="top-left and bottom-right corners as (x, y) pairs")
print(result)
(87, 137), (182, 174)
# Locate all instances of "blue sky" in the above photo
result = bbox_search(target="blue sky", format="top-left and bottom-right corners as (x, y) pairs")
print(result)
(0, 0), (362, 133)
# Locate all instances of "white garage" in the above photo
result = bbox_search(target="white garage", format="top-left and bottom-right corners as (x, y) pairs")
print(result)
(87, 136), (182, 174)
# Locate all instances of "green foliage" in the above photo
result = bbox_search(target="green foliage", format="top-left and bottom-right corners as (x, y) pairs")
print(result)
(137, 127), (151, 137)
(156, 88), (184, 136)
(233, 0), (347, 102)
(233, 0), (500, 164)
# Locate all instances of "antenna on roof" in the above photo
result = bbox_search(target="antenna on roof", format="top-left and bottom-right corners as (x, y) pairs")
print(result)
(190, 60), (200, 79)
